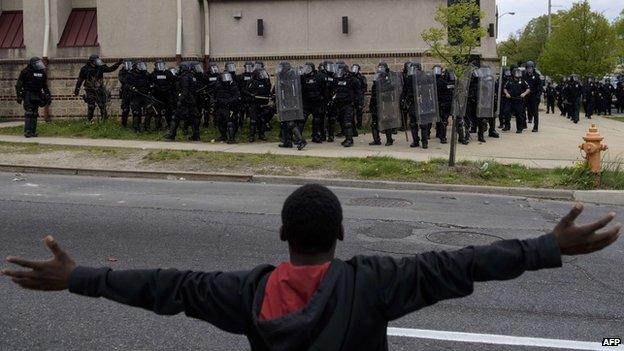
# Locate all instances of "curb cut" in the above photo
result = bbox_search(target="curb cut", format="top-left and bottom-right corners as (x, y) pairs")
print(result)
(0, 163), (580, 201)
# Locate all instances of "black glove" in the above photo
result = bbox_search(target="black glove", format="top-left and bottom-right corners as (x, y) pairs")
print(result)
(73, 89), (80, 97)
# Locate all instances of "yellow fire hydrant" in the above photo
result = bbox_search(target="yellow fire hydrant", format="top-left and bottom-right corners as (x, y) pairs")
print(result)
(579, 124), (608, 174)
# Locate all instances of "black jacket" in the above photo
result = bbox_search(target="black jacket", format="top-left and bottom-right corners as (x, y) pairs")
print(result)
(69, 234), (561, 351)
(75, 61), (122, 92)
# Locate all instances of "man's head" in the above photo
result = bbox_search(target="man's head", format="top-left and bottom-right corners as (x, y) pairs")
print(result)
(280, 184), (344, 257)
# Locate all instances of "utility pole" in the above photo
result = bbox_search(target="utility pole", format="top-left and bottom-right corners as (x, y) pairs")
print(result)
(548, 0), (552, 36)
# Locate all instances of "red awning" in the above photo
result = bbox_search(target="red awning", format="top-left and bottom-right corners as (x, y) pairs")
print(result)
(0, 11), (24, 49)
(58, 8), (98, 47)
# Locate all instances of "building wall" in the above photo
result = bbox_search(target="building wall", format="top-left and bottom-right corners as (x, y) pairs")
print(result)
(1, 0), (499, 119)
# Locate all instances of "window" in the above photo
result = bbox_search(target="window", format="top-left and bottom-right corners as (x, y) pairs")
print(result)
(0, 11), (25, 49)
(58, 8), (98, 47)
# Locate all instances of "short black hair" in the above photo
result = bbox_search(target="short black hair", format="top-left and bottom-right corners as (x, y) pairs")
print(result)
(281, 184), (343, 254)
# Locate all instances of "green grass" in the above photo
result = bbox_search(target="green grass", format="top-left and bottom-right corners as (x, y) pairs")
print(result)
(141, 149), (624, 189)
(605, 116), (624, 123)
(0, 118), (310, 143)
(1, 139), (622, 190)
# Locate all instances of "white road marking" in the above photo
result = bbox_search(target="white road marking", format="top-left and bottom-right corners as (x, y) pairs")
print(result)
(387, 328), (610, 350)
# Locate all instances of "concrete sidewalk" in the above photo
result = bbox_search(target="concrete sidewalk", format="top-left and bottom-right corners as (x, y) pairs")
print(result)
(1, 114), (623, 168)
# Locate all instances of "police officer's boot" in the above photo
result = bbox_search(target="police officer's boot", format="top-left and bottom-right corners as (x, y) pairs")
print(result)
(341, 121), (354, 148)
(132, 112), (141, 133)
(477, 120), (486, 143)
(87, 106), (95, 122)
(384, 131), (394, 146)
(312, 118), (322, 143)
(226, 121), (236, 144)
(488, 118), (500, 138)
(421, 126), (429, 149)
(189, 118), (201, 141)
(121, 110), (129, 127)
(279, 123), (293, 148)
(369, 127), (382, 146)
(327, 118), (335, 142)
(409, 126), (420, 148)
(163, 120), (179, 141)
(249, 119), (257, 143)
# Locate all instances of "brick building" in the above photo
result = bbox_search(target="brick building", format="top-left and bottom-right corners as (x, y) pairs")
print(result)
(0, 0), (498, 119)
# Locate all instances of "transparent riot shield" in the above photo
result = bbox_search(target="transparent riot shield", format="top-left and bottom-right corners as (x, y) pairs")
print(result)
(275, 64), (304, 122)
(376, 72), (403, 131)
(413, 71), (440, 124)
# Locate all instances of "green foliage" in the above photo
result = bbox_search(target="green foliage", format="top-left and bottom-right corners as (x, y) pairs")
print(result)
(421, 0), (487, 77)
(614, 10), (624, 60)
(538, 1), (618, 79)
(497, 15), (559, 66)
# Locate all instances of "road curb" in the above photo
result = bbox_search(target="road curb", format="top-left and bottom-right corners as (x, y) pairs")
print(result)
(253, 175), (575, 200)
(6, 163), (620, 203)
(0, 164), (253, 183)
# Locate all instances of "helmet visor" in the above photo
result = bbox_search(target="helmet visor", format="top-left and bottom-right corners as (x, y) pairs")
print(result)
(156, 62), (167, 71)
(222, 72), (233, 82)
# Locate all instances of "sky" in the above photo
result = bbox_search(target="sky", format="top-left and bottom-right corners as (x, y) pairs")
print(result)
(496, 0), (623, 42)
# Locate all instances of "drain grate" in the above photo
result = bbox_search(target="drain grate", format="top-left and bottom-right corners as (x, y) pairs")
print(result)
(348, 197), (413, 208)
(427, 231), (503, 247)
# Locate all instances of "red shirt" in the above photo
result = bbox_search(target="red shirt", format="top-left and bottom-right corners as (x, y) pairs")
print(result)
(259, 262), (331, 321)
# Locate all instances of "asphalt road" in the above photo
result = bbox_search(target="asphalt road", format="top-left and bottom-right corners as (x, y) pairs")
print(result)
(0, 172), (622, 351)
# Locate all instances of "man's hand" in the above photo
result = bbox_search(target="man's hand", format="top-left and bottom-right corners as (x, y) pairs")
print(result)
(553, 204), (620, 255)
(1, 236), (76, 291)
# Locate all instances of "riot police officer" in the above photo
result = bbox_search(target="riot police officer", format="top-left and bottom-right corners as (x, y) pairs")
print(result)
(148, 59), (176, 131)
(369, 62), (396, 147)
(602, 79), (615, 116)
(545, 81), (556, 114)
(125, 61), (151, 133)
(321, 60), (337, 142)
(435, 65), (453, 144)
(351, 64), (367, 130)
(242, 69), (274, 142)
(15, 57), (51, 138)
(164, 62), (200, 141)
(74, 54), (123, 121)
(523, 61), (542, 132)
(118, 59), (133, 127)
(583, 77), (598, 119)
(499, 67), (512, 130)
(565, 75), (583, 123)
(331, 64), (358, 147)
(301, 63), (326, 143)
(402, 62), (431, 148)
(237, 61), (255, 130)
(503, 68), (531, 133)
(214, 71), (241, 143)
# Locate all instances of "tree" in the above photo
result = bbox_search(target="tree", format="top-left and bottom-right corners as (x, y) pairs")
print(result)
(421, 0), (487, 167)
(497, 14), (560, 66)
(421, 0), (487, 77)
(538, 1), (618, 79)
(614, 10), (624, 62)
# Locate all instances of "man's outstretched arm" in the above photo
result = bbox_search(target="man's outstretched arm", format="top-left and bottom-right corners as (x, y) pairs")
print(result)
(367, 204), (620, 321)
(1, 237), (253, 334)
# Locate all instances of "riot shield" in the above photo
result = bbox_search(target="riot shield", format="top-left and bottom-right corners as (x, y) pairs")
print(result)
(275, 65), (304, 122)
(413, 71), (439, 124)
(452, 70), (471, 118)
(477, 68), (495, 119)
(376, 72), (403, 131)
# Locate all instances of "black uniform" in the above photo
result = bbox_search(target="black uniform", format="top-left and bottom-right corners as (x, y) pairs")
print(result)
(503, 76), (530, 132)
(601, 82), (615, 115)
(616, 81), (624, 113)
(118, 67), (132, 127)
(352, 69), (367, 129)
(583, 82), (598, 119)
(149, 68), (176, 130)
(402, 71), (431, 149)
(555, 83), (566, 116)
(241, 72), (274, 142)
(564, 79), (583, 123)
(523, 70), (542, 131)
(164, 68), (200, 141)
(368, 73), (395, 146)
(324, 71), (338, 142)
(435, 73), (453, 144)
(15, 58), (51, 138)
(214, 76), (241, 143)
(237, 70), (254, 129)
(203, 66), (221, 127)
(545, 84), (556, 114)
(126, 67), (152, 132)
(301, 70), (326, 143)
(330, 71), (359, 147)
(74, 59), (122, 121)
